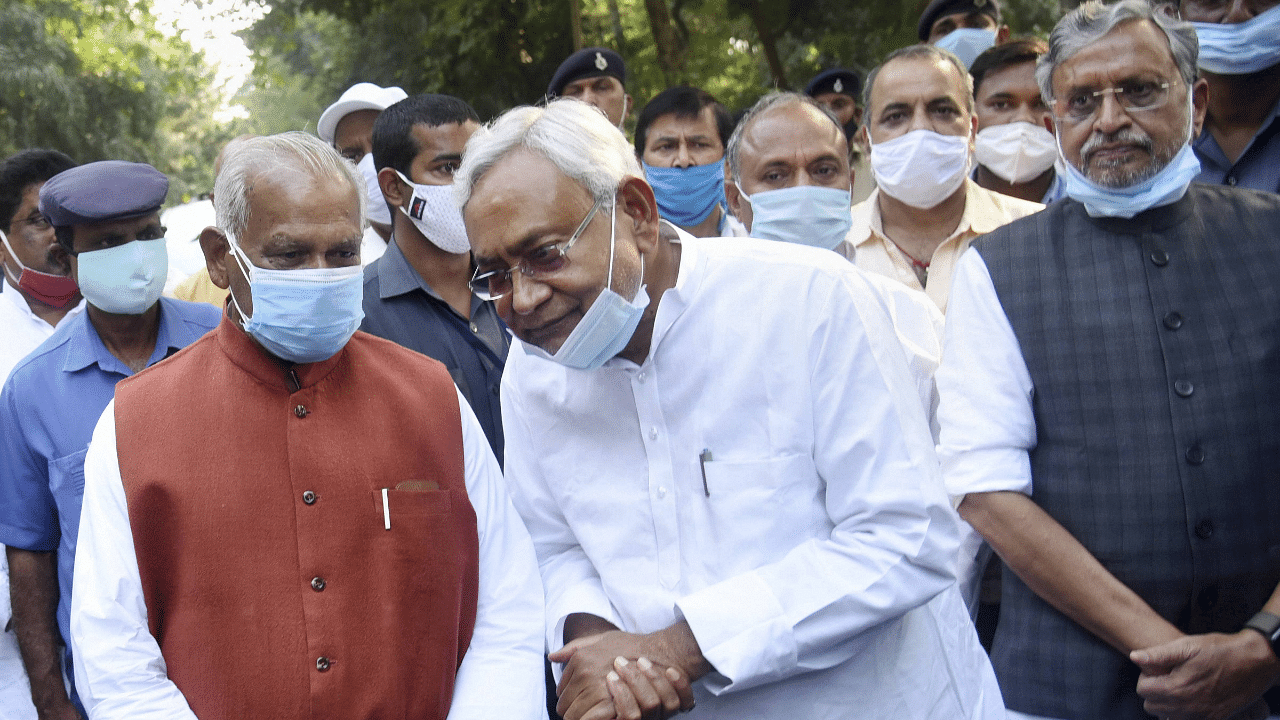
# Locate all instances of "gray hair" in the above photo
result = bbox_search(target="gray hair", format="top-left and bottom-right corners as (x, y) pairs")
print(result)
(724, 92), (845, 184)
(454, 98), (642, 211)
(213, 131), (366, 239)
(1036, 0), (1198, 103)
(862, 44), (975, 114)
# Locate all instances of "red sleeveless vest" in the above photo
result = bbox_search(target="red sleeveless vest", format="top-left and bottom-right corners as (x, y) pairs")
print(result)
(114, 317), (478, 719)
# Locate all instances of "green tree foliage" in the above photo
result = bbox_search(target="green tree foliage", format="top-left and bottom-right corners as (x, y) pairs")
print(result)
(0, 0), (233, 202)
(244, 0), (1061, 127)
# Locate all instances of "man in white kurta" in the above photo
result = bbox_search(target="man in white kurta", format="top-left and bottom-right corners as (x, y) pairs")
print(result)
(458, 99), (1004, 720)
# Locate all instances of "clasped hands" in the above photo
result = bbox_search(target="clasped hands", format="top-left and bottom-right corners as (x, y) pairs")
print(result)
(1131, 630), (1280, 720)
(551, 628), (700, 720)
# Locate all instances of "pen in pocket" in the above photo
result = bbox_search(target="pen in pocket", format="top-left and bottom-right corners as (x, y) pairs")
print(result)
(699, 449), (712, 497)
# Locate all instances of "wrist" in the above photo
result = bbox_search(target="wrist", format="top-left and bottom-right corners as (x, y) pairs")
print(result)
(1244, 611), (1280, 663)
(648, 621), (713, 682)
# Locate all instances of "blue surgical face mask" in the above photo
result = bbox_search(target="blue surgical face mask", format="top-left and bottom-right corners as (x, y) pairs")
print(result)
(1192, 5), (1280, 76)
(1059, 94), (1202, 219)
(739, 184), (853, 250)
(76, 238), (168, 315)
(935, 27), (997, 69)
(526, 197), (650, 371)
(642, 158), (726, 228)
(226, 234), (365, 364)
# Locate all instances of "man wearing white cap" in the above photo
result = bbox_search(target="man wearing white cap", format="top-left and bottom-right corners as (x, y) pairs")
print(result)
(318, 82), (409, 264)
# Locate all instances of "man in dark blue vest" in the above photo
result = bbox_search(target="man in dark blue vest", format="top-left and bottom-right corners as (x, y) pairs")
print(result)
(937, 1), (1280, 718)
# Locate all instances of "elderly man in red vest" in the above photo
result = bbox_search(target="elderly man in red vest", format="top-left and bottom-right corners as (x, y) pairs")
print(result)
(66, 132), (546, 720)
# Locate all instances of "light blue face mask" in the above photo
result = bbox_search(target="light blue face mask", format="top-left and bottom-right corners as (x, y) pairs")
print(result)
(935, 27), (997, 69)
(1059, 94), (1202, 219)
(740, 184), (853, 250)
(76, 238), (168, 315)
(1192, 5), (1280, 76)
(643, 159), (727, 228)
(527, 197), (650, 371)
(226, 234), (365, 364)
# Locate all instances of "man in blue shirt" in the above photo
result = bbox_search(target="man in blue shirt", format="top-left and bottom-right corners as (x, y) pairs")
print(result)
(361, 94), (509, 461)
(1182, 0), (1280, 192)
(0, 161), (219, 718)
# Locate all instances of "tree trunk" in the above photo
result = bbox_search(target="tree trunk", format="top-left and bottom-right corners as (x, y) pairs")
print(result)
(643, 0), (686, 83)
(606, 0), (625, 50)
(569, 0), (584, 50)
(742, 0), (789, 90)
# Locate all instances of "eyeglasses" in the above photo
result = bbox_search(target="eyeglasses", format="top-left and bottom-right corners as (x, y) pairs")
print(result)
(15, 213), (51, 231)
(1053, 81), (1172, 124)
(468, 199), (604, 301)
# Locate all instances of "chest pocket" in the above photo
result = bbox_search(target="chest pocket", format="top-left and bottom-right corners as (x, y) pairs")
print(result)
(48, 446), (89, 547)
(701, 454), (823, 575)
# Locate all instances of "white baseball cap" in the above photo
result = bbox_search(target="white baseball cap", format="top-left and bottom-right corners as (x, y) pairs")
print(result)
(317, 83), (409, 144)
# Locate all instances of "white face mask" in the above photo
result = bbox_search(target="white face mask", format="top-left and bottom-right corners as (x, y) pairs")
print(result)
(357, 153), (392, 226)
(869, 129), (971, 209)
(395, 170), (472, 255)
(974, 122), (1059, 184)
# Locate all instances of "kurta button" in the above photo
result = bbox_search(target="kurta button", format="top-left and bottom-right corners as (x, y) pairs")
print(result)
(1150, 249), (1169, 266)
(1185, 444), (1205, 465)
(637, 371), (646, 383)
(302, 490), (317, 505)
(294, 404), (309, 418)
(657, 486), (667, 498)
(1195, 519), (1214, 540)
(1163, 312), (1183, 330)
(311, 576), (326, 591)
(1174, 380), (1194, 397)
(316, 657), (330, 672)
(649, 428), (658, 440)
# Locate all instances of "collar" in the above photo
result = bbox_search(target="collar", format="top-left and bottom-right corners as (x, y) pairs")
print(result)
(376, 236), (444, 301)
(62, 298), (202, 375)
(0, 279), (86, 327)
(1194, 92), (1280, 160)
(602, 234), (700, 370)
(213, 310), (346, 392)
(852, 179), (1006, 249)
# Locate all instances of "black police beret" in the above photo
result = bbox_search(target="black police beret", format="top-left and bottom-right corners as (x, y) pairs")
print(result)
(805, 69), (862, 100)
(38, 161), (169, 228)
(917, 0), (1002, 42)
(547, 47), (627, 97)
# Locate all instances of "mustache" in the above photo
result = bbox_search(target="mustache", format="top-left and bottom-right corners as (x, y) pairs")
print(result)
(1080, 128), (1152, 162)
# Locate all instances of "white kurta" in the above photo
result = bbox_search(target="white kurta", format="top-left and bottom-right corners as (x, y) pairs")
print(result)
(70, 388), (547, 720)
(502, 236), (1004, 719)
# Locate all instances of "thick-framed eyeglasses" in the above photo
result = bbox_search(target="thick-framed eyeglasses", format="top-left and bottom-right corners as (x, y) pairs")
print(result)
(1053, 81), (1172, 124)
(469, 198), (604, 301)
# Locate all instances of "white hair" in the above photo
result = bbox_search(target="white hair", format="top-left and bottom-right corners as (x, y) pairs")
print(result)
(213, 131), (366, 238)
(1037, 0), (1199, 103)
(453, 98), (642, 211)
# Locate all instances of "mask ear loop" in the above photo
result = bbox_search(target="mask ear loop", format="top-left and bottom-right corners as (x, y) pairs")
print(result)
(223, 232), (256, 329)
(605, 194), (618, 291)
(0, 229), (27, 287)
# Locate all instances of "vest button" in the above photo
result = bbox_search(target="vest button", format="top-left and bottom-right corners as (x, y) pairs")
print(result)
(1150, 249), (1169, 266)
(294, 404), (309, 418)
(1194, 519), (1214, 540)
(1174, 380), (1194, 397)
(1227, 175), (1238, 186)
(1185, 444), (1205, 465)
(302, 490), (317, 505)
(311, 576), (326, 591)
(1163, 312), (1183, 330)
(316, 656), (330, 672)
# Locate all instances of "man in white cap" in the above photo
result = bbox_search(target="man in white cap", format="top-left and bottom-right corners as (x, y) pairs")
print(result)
(318, 82), (409, 264)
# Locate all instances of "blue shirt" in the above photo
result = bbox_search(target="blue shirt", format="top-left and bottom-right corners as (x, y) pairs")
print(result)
(0, 297), (218, 707)
(1193, 94), (1280, 192)
(361, 238), (509, 462)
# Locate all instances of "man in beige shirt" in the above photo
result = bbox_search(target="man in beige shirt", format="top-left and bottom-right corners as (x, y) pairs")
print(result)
(841, 43), (1041, 312)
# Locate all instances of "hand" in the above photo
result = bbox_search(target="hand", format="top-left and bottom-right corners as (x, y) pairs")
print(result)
(550, 631), (695, 720)
(1131, 631), (1280, 720)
